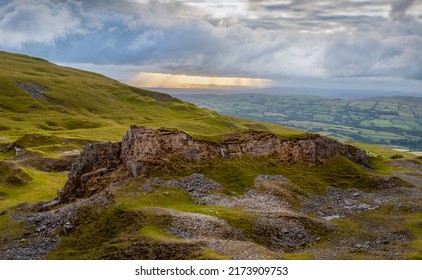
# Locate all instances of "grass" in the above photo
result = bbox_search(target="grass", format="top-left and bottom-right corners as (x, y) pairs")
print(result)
(48, 197), (243, 259)
(117, 185), (257, 234)
(5, 147), (416, 260)
(46, 154), (376, 259)
(350, 141), (413, 160)
(0, 214), (30, 249)
(406, 212), (422, 260)
(145, 156), (374, 196)
(2, 51), (420, 260)
(336, 204), (422, 260)
(51, 176), (330, 259)
(281, 252), (315, 260)
(369, 157), (394, 175)
(48, 204), (143, 259)
(0, 167), (67, 212)
(136, 225), (178, 241)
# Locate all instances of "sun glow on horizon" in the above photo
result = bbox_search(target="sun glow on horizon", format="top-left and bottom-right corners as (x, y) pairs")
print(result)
(128, 72), (272, 89)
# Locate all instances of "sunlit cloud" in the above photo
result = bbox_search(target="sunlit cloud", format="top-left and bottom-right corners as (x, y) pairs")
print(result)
(1, 0), (421, 92)
(128, 72), (272, 89)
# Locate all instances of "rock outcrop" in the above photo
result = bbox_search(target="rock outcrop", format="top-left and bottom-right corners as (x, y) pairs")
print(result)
(57, 126), (370, 203)
(58, 142), (121, 203)
(121, 127), (370, 177)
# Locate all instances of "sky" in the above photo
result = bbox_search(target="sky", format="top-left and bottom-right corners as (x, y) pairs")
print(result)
(0, 0), (421, 94)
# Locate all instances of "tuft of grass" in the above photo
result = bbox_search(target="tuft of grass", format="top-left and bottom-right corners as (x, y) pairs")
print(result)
(0, 167), (67, 212)
(0, 161), (32, 186)
(281, 252), (315, 260)
(0, 214), (32, 253)
(136, 225), (178, 241)
(370, 157), (394, 175)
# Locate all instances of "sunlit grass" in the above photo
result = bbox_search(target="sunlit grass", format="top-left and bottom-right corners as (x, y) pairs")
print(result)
(0, 168), (67, 212)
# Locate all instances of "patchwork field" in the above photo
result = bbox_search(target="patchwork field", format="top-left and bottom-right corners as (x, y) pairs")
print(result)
(176, 94), (422, 151)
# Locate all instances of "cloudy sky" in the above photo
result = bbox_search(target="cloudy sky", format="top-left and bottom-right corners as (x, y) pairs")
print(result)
(0, 0), (421, 93)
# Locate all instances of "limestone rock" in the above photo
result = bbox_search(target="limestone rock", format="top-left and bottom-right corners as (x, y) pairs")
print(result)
(58, 142), (121, 203)
(57, 126), (370, 202)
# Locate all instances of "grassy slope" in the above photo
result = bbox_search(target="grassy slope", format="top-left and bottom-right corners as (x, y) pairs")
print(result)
(0, 51), (301, 211)
(0, 51), (300, 145)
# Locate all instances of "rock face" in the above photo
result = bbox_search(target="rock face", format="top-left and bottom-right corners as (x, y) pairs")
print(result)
(121, 127), (370, 176)
(58, 126), (370, 203)
(58, 142), (121, 203)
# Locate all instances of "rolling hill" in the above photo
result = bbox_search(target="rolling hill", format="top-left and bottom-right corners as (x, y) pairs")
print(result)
(0, 51), (300, 146)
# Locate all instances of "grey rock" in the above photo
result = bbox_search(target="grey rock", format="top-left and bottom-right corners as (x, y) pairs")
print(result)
(16, 81), (49, 102)
(56, 126), (370, 203)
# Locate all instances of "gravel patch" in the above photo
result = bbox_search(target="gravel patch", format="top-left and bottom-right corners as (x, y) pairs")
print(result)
(16, 81), (49, 102)
(198, 174), (298, 213)
(157, 208), (247, 241)
(0, 188), (114, 260)
(208, 240), (278, 260)
(301, 184), (421, 219)
(140, 173), (222, 199)
(252, 215), (326, 252)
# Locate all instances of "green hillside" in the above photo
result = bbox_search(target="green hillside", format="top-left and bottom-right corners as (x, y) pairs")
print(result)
(0, 51), (300, 147)
(175, 94), (422, 151)
(0, 51), (301, 211)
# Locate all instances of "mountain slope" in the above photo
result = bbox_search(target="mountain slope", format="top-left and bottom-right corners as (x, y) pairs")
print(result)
(0, 51), (301, 215)
(0, 51), (300, 145)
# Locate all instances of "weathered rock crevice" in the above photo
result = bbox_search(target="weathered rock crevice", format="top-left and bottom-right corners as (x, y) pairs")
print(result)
(57, 126), (370, 203)
(58, 142), (121, 203)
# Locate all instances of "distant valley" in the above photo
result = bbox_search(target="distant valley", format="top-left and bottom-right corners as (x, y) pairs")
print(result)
(175, 94), (422, 152)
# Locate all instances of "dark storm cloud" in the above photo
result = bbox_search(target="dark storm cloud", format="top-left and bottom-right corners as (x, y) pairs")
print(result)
(0, 0), (421, 85)
(390, 0), (416, 20)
